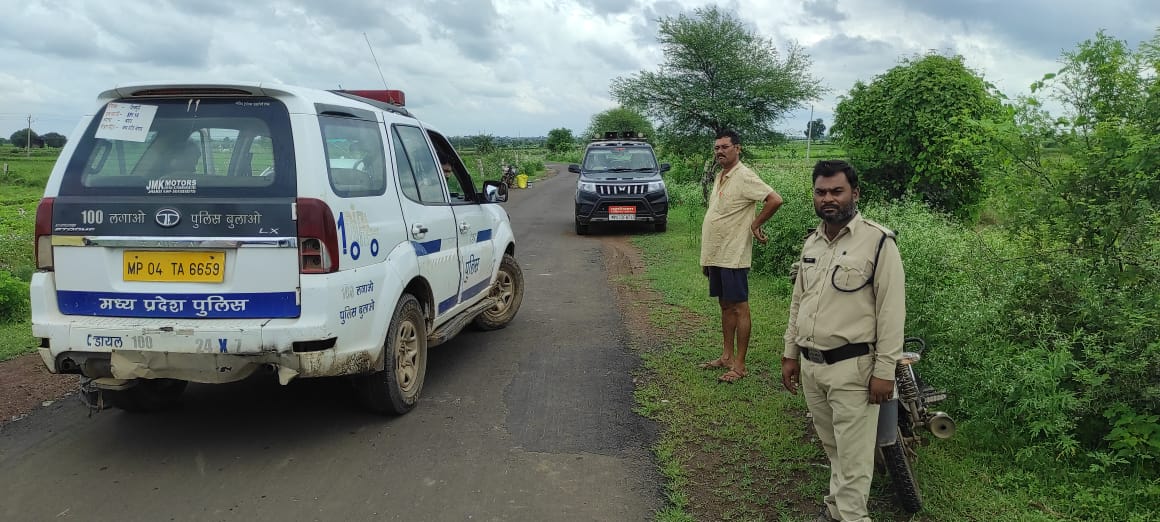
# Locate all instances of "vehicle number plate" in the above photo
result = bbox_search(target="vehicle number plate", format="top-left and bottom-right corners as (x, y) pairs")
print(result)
(123, 251), (225, 283)
(608, 206), (636, 221)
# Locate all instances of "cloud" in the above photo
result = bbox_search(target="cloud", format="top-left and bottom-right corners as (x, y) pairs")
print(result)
(0, 0), (1158, 139)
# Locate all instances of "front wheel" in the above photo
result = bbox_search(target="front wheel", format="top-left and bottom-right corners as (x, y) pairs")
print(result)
(882, 427), (923, 513)
(473, 253), (525, 330)
(358, 294), (427, 415)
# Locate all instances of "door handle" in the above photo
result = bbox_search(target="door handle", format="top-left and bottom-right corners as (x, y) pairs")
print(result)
(458, 221), (470, 233)
(411, 223), (428, 238)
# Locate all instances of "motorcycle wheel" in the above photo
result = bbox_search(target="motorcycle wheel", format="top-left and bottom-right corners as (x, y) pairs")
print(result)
(883, 427), (923, 513)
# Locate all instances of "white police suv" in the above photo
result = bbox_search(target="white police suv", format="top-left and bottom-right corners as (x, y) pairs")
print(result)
(31, 82), (523, 415)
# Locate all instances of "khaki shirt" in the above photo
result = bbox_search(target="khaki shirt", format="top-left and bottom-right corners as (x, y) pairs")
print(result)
(783, 213), (905, 382)
(700, 162), (774, 268)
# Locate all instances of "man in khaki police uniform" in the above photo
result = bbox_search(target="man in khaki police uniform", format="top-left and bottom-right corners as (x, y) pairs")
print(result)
(701, 129), (783, 382)
(781, 160), (905, 522)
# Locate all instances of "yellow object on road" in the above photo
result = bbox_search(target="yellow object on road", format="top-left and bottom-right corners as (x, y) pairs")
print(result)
(516, 174), (528, 189)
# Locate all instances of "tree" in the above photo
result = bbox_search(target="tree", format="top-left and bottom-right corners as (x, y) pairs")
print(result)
(980, 29), (1160, 467)
(470, 134), (497, 155)
(545, 128), (575, 154)
(583, 107), (655, 140)
(831, 54), (1007, 214)
(610, 5), (823, 151)
(41, 132), (67, 148)
(804, 119), (826, 140)
(10, 128), (38, 149)
(0, 137), (7, 145)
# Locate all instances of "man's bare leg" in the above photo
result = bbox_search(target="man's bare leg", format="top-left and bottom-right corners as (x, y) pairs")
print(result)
(718, 298), (738, 366)
(732, 301), (751, 375)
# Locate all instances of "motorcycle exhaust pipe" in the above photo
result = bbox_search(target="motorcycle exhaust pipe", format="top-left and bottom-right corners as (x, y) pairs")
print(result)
(928, 412), (956, 439)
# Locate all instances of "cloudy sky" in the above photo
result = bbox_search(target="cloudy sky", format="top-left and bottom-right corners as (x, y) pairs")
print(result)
(1, 0), (1158, 141)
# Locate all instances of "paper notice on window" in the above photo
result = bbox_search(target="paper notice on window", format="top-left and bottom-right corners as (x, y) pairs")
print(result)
(95, 102), (158, 142)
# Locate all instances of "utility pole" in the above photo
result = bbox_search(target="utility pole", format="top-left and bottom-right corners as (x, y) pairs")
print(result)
(26, 114), (32, 157)
(805, 105), (813, 163)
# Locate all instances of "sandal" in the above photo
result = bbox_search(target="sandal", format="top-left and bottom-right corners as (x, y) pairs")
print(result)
(718, 369), (748, 383)
(699, 358), (729, 370)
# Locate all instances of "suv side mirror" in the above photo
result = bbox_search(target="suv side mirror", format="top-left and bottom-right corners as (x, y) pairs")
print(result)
(568, 164), (580, 174)
(482, 180), (508, 203)
(660, 163), (671, 173)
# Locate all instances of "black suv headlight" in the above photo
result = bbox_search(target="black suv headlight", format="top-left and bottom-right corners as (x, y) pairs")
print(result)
(578, 180), (597, 193)
(647, 180), (666, 193)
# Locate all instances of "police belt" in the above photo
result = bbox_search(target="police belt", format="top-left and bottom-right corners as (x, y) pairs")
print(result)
(799, 343), (870, 364)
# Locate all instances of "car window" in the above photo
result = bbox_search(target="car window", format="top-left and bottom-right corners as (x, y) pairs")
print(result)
(392, 124), (445, 204)
(583, 146), (657, 175)
(60, 98), (295, 197)
(320, 116), (387, 198)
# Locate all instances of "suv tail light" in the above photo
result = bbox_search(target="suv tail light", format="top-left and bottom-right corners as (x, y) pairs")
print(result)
(296, 198), (340, 274)
(34, 197), (55, 271)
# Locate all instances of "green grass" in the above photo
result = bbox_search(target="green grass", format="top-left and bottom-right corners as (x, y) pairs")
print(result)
(626, 159), (1145, 521)
(0, 319), (36, 361)
(0, 145), (53, 361)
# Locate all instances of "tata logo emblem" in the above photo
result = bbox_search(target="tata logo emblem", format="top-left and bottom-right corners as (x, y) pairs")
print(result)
(155, 208), (181, 228)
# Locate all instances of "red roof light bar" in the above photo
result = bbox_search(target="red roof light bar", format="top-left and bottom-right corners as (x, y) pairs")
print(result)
(339, 90), (406, 106)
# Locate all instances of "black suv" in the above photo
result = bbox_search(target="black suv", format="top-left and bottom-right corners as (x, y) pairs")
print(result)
(570, 133), (670, 235)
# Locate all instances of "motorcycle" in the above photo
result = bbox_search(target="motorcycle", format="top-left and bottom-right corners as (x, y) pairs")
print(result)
(500, 164), (517, 189)
(875, 337), (956, 513)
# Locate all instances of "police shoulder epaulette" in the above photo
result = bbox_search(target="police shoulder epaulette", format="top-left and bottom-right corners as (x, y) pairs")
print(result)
(862, 219), (897, 239)
(804, 227), (817, 240)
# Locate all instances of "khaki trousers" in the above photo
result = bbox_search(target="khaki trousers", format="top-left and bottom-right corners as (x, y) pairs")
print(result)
(802, 353), (880, 522)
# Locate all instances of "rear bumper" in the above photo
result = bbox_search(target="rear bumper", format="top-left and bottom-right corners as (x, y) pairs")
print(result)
(574, 191), (668, 224)
(30, 272), (386, 384)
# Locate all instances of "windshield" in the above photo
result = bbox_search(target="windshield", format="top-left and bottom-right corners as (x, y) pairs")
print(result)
(582, 147), (657, 176)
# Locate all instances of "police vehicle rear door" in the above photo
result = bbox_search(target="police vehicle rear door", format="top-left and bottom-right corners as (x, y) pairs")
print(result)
(48, 95), (300, 321)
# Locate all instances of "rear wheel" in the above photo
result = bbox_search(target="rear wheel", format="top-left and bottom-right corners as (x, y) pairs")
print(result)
(103, 378), (188, 412)
(883, 427), (923, 513)
(358, 294), (427, 415)
(473, 254), (525, 330)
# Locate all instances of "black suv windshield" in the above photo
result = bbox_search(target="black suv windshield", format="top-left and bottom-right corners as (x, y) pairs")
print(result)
(582, 146), (657, 176)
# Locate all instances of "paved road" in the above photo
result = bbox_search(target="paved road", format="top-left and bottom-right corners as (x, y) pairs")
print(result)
(0, 165), (661, 521)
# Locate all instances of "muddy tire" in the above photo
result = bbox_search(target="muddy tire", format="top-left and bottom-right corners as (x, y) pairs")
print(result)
(883, 427), (923, 513)
(103, 378), (187, 413)
(473, 253), (524, 330)
(358, 294), (427, 415)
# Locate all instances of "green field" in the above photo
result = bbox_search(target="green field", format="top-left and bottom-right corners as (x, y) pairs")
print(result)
(0, 145), (53, 362)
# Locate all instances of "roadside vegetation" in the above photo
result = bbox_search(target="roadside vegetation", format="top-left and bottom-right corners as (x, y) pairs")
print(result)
(0, 145), (53, 361)
(608, 13), (1158, 521)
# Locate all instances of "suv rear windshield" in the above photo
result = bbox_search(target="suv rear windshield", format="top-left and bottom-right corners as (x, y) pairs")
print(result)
(58, 97), (296, 197)
(581, 146), (657, 176)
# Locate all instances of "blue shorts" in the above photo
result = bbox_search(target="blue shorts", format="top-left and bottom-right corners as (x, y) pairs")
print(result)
(707, 266), (749, 302)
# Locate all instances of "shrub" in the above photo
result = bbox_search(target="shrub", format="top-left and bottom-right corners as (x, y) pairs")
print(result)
(0, 270), (29, 321)
(832, 53), (1009, 216)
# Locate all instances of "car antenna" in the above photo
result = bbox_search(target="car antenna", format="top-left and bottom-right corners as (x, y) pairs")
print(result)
(363, 32), (390, 89)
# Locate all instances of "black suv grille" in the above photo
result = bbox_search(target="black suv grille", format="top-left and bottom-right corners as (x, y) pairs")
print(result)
(597, 184), (647, 195)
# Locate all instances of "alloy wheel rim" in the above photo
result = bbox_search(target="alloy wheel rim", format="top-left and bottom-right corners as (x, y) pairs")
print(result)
(395, 320), (419, 394)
